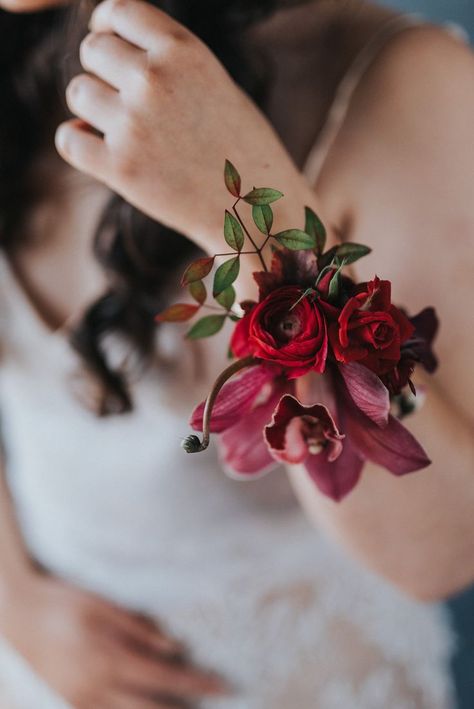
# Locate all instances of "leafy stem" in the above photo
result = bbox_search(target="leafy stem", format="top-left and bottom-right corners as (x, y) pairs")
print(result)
(232, 198), (268, 272)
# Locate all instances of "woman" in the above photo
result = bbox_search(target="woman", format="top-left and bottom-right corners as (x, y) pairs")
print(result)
(0, 0), (472, 706)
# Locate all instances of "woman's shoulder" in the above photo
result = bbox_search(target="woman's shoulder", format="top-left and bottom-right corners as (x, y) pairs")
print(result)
(319, 21), (474, 423)
(318, 19), (474, 247)
(324, 22), (474, 191)
(362, 22), (473, 135)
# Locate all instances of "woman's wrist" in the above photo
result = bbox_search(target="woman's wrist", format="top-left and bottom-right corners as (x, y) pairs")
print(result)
(194, 166), (327, 295)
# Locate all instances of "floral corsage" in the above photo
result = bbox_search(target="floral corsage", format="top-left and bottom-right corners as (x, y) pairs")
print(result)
(157, 161), (439, 501)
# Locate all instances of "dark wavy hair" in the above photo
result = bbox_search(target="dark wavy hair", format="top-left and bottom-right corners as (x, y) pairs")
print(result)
(0, 0), (302, 415)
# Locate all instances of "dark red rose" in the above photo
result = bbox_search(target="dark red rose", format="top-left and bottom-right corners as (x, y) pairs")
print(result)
(381, 307), (439, 394)
(231, 286), (328, 378)
(329, 277), (414, 375)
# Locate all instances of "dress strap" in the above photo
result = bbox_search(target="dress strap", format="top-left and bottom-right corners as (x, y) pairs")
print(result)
(302, 14), (425, 185)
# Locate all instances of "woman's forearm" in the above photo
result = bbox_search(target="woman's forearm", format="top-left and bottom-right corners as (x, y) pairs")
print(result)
(288, 373), (474, 601)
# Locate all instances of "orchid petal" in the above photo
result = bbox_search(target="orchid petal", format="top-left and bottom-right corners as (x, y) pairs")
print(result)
(219, 381), (293, 475)
(264, 394), (344, 465)
(304, 438), (364, 502)
(338, 362), (390, 428)
(190, 365), (274, 433)
(347, 410), (431, 475)
(335, 367), (431, 476)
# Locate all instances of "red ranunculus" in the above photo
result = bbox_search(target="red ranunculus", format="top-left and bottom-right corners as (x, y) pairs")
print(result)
(231, 286), (328, 379)
(329, 277), (414, 375)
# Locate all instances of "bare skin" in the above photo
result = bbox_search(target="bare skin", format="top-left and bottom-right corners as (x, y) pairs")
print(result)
(54, 0), (473, 601)
(0, 0), (473, 705)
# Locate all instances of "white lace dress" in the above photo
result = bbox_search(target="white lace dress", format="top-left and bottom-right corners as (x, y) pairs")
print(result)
(0, 253), (455, 709)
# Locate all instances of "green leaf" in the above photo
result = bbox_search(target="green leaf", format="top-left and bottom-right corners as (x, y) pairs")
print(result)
(212, 256), (240, 297)
(318, 245), (338, 270)
(156, 303), (200, 323)
(229, 314), (241, 323)
(224, 210), (244, 252)
(181, 257), (215, 286)
(289, 287), (315, 311)
(327, 259), (348, 302)
(215, 285), (236, 310)
(252, 204), (273, 234)
(224, 160), (241, 198)
(336, 243), (372, 265)
(305, 207), (326, 255)
(186, 314), (227, 340)
(189, 280), (207, 305)
(242, 187), (284, 206)
(274, 229), (316, 251)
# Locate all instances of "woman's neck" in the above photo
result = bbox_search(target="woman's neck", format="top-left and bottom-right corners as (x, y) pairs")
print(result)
(8, 150), (110, 332)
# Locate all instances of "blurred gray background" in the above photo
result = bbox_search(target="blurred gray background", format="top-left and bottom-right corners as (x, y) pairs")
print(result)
(380, 0), (473, 40)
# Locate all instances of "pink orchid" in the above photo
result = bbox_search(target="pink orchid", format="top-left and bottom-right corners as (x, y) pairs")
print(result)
(191, 364), (294, 475)
(190, 358), (431, 502)
(264, 394), (344, 464)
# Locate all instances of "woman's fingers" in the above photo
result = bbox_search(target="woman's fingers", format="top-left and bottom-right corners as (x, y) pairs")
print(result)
(100, 691), (179, 709)
(105, 608), (186, 658)
(120, 652), (228, 699)
(55, 119), (108, 180)
(90, 0), (191, 54)
(80, 31), (147, 91)
(65, 73), (119, 134)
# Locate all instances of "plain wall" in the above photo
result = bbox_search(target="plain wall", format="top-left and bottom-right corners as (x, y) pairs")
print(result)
(379, 0), (473, 40)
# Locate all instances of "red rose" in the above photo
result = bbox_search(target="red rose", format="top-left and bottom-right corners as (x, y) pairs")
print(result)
(329, 277), (414, 375)
(231, 286), (328, 378)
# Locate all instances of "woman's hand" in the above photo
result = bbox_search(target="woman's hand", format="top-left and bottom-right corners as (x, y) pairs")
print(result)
(0, 570), (227, 708)
(55, 0), (317, 253)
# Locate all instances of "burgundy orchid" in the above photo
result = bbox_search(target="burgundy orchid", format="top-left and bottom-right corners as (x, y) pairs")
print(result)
(264, 394), (344, 465)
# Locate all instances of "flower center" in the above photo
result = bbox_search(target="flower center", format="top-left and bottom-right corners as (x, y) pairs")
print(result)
(277, 313), (302, 341)
(301, 415), (326, 455)
(375, 323), (390, 340)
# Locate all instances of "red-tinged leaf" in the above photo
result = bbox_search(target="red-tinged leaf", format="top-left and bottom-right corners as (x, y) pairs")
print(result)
(189, 280), (207, 305)
(224, 210), (244, 251)
(224, 160), (241, 198)
(181, 257), (215, 287)
(156, 303), (200, 323)
(186, 314), (227, 340)
(243, 188), (283, 206)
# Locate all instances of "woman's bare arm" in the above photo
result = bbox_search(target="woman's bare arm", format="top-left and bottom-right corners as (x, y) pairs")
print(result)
(54, 1), (473, 601)
(289, 26), (474, 602)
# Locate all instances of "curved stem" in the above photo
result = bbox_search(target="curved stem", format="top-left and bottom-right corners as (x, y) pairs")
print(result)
(186, 355), (259, 453)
